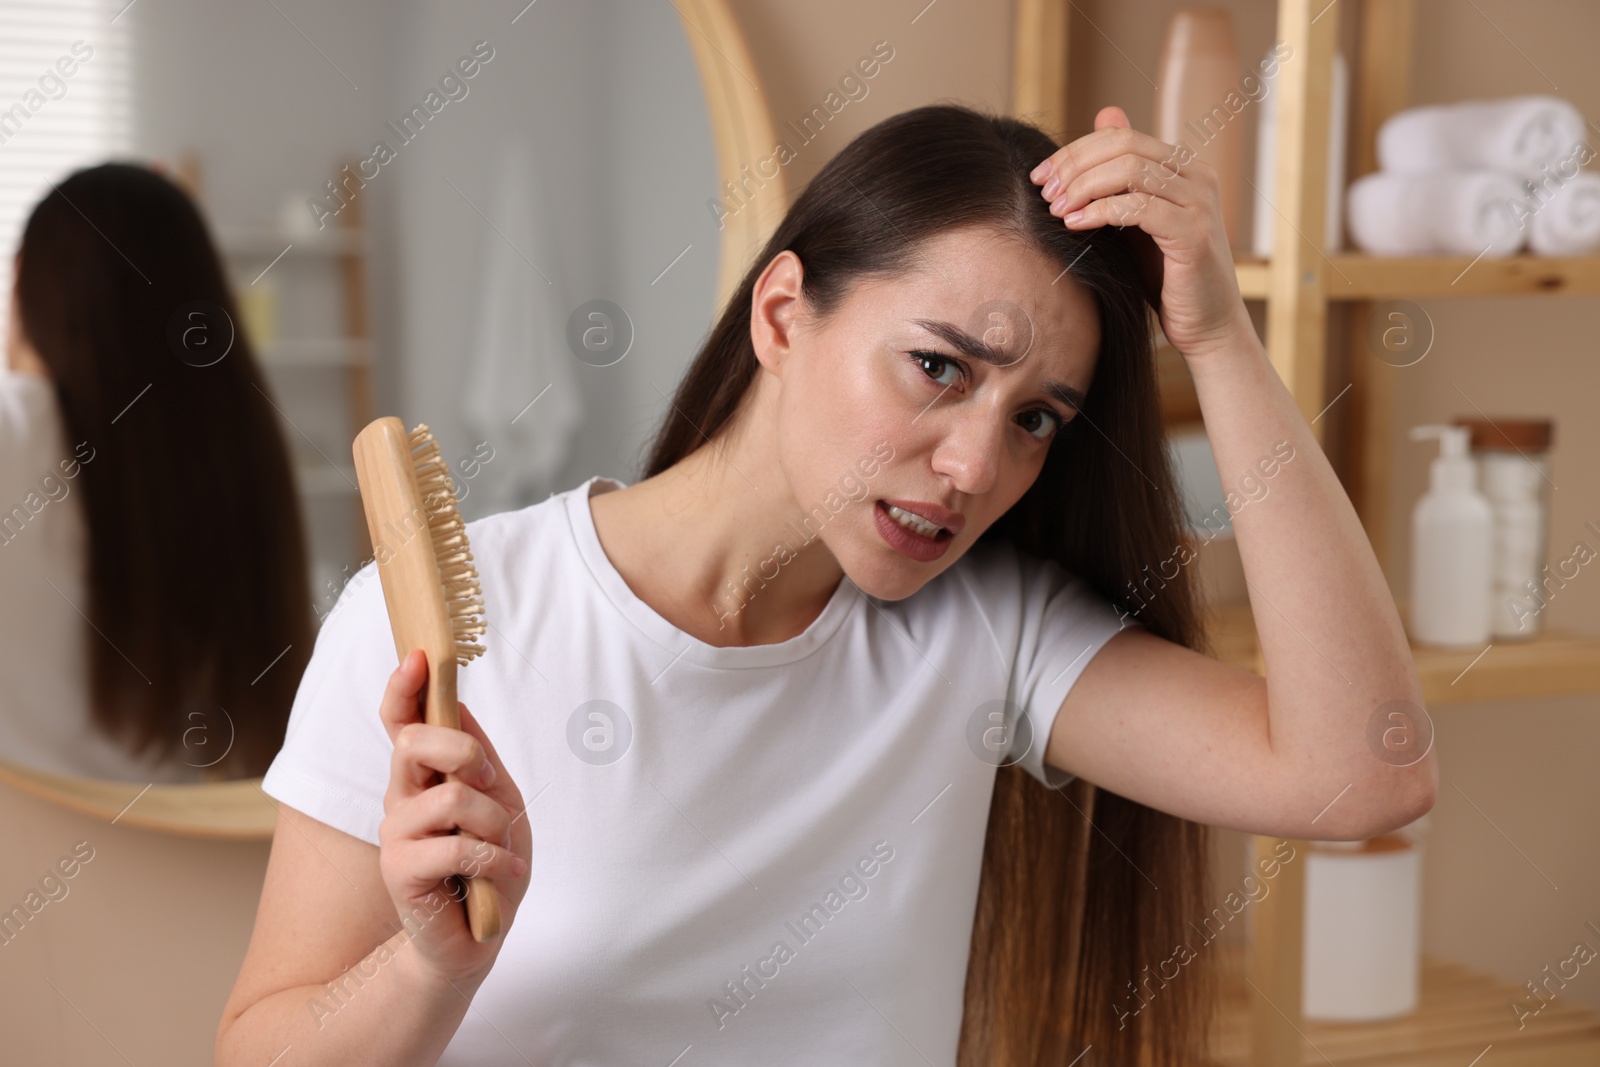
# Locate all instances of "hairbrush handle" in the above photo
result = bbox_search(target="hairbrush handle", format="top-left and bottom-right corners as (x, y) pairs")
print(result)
(424, 655), (504, 944)
(353, 416), (502, 943)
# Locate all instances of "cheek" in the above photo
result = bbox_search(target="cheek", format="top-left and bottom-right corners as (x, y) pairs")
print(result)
(781, 342), (901, 498)
(846, 350), (921, 487)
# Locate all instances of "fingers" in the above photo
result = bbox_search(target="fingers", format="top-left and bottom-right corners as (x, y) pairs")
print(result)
(379, 653), (515, 802)
(457, 702), (526, 812)
(380, 833), (526, 903)
(1031, 125), (1200, 197)
(452, 836), (523, 882)
(1094, 104), (1131, 131)
(1058, 189), (1189, 244)
(378, 649), (428, 746)
(384, 777), (513, 850)
(389, 716), (492, 797)
(1045, 152), (1204, 220)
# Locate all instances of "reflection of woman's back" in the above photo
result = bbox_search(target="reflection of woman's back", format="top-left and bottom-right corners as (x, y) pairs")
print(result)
(0, 163), (313, 782)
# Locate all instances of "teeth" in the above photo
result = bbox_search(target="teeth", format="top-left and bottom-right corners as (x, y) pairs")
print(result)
(886, 504), (944, 539)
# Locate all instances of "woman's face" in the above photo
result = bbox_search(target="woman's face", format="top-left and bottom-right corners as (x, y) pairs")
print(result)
(757, 223), (1102, 601)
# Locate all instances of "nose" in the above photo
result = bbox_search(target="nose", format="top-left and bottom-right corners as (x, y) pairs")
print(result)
(929, 402), (1003, 497)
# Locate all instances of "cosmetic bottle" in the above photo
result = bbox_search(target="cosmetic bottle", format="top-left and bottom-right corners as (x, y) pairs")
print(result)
(1408, 424), (1493, 647)
(1451, 418), (1554, 639)
(1154, 9), (1244, 249)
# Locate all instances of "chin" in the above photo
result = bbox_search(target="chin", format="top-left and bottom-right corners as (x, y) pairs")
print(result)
(840, 538), (962, 602)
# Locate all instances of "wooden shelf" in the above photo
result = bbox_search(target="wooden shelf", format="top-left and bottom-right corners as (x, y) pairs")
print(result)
(1205, 939), (1600, 1066)
(1236, 253), (1600, 301)
(1206, 601), (1600, 706)
(1235, 255), (1272, 300)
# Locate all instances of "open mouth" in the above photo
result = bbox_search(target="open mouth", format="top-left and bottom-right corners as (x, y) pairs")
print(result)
(879, 501), (951, 541)
(872, 499), (957, 563)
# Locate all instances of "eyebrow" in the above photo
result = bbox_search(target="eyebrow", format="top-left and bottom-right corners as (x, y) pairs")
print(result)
(912, 318), (1086, 413)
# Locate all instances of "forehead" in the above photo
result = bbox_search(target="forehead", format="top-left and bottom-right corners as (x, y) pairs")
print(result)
(843, 224), (1101, 374)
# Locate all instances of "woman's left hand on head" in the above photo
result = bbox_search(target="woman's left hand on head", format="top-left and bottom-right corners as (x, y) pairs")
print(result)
(1030, 105), (1253, 362)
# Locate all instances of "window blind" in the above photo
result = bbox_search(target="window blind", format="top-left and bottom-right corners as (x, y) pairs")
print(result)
(0, 0), (130, 346)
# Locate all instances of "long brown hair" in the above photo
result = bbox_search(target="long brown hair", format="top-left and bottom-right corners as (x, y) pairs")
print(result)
(13, 162), (313, 778)
(644, 105), (1215, 1064)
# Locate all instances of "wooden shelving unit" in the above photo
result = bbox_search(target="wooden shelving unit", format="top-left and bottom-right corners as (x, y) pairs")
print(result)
(1013, 0), (1600, 1063)
(1236, 252), (1600, 300)
(1222, 0), (1600, 1062)
(1209, 601), (1600, 706)
(170, 155), (376, 594)
(1237, 0), (1600, 1061)
(172, 154), (375, 589)
(211, 160), (376, 571)
(1202, 939), (1600, 1067)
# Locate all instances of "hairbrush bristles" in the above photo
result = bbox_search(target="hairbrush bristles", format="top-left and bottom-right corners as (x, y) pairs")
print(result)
(407, 423), (487, 664)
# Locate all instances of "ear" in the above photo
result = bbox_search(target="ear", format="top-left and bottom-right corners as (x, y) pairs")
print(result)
(749, 250), (805, 377)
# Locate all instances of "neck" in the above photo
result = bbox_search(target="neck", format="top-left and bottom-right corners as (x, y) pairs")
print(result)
(591, 377), (848, 648)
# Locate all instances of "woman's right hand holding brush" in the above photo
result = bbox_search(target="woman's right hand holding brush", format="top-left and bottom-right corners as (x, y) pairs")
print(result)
(377, 649), (532, 989)
(217, 647), (530, 1064)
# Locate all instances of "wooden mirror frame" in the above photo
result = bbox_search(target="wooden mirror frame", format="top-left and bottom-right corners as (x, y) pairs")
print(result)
(0, 759), (276, 839)
(673, 0), (789, 309)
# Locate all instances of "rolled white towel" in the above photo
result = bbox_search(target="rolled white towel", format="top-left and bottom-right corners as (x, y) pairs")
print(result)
(1377, 95), (1586, 179)
(1523, 170), (1600, 255)
(1346, 171), (1527, 257)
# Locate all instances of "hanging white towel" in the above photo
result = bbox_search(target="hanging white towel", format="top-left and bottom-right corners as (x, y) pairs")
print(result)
(459, 137), (584, 516)
(1376, 95), (1586, 180)
(1524, 170), (1600, 256)
(1346, 170), (1527, 257)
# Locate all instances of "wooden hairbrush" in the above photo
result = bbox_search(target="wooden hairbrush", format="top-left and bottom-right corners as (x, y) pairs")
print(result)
(352, 417), (500, 942)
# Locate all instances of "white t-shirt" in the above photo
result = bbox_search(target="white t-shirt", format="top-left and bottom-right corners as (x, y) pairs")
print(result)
(0, 368), (202, 783)
(262, 474), (1133, 1065)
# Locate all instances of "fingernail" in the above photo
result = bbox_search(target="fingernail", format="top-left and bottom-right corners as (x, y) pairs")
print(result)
(480, 760), (496, 786)
(1030, 160), (1052, 183)
(510, 856), (527, 877)
(1063, 209), (1085, 224)
(1041, 175), (1061, 199)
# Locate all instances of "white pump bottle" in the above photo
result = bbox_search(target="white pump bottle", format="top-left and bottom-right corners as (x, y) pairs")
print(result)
(1408, 425), (1493, 647)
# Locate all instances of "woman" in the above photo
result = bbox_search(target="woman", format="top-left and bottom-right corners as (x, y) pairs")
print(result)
(0, 163), (314, 781)
(219, 105), (1434, 1065)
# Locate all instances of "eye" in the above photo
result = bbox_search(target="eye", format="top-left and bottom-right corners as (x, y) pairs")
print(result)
(906, 349), (1069, 442)
(908, 349), (963, 389)
(1017, 408), (1063, 441)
